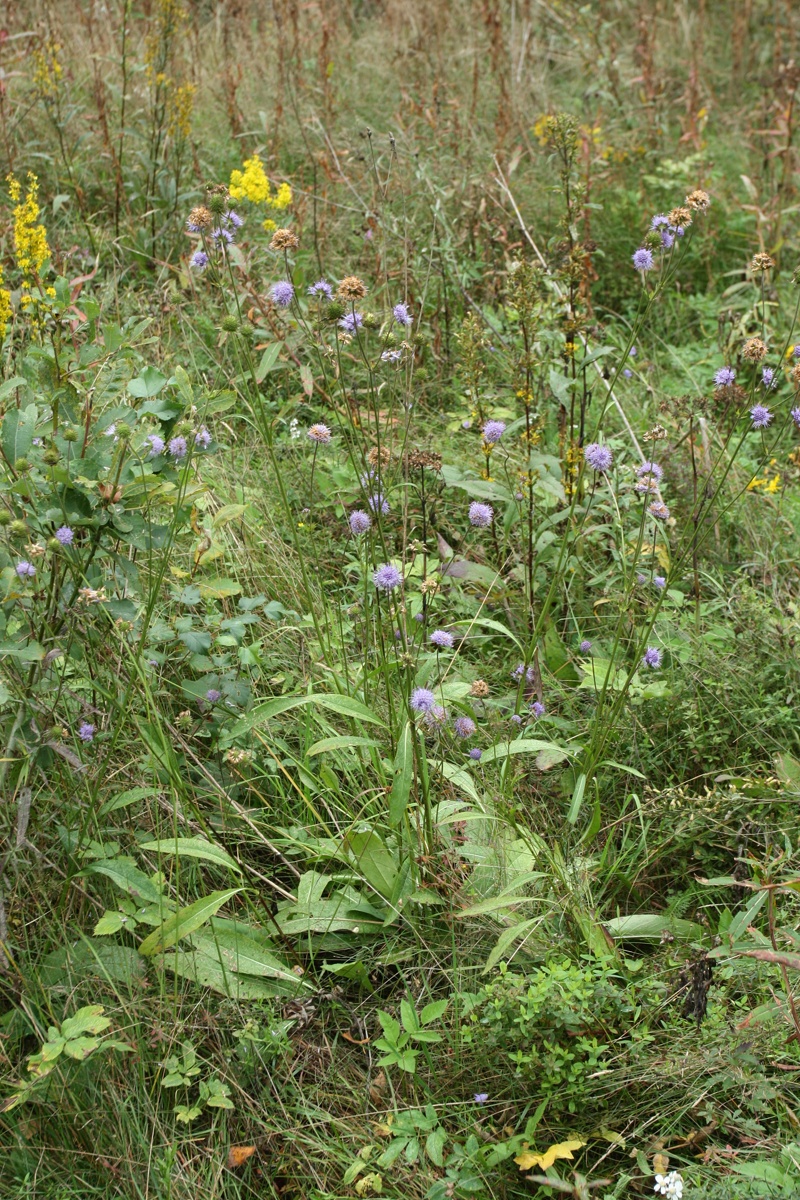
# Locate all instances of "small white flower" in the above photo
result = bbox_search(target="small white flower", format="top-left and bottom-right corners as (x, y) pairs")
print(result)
(654, 1171), (683, 1199)
(289, 418), (300, 440)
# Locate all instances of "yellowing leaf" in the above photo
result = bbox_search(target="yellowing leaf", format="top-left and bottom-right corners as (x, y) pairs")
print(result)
(515, 1138), (586, 1171)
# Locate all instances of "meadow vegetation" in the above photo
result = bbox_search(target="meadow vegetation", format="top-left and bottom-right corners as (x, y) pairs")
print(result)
(2, 2), (800, 1197)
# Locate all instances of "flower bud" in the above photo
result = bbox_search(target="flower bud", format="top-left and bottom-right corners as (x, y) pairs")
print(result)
(62, 426), (78, 442)
(221, 314), (240, 333)
(47, 537), (61, 552)
(10, 520), (27, 536)
(43, 447), (60, 465)
(327, 300), (345, 321)
(208, 192), (228, 216)
(14, 458), (30, 473)
(363, 312), (379, 330)
(115, 422), (131, 441)
(0, 510), (10, 527)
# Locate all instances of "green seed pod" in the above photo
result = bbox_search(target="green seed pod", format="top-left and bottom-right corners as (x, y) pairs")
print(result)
(115, 422), (131, 441)
(327, 300), (345, 321)
(10, 520), (27, 536)
(43, 447), (60, 465)
(14, 458), (30, 473)
(221, 314), (240, 333)
(415, 366), (429, 382)
(47, 537), (61, 552)
(62, 426), (79, 442)
(0, 510), (10, 527)
(363, 312), (379, 330)
(208, 192), (228, 216)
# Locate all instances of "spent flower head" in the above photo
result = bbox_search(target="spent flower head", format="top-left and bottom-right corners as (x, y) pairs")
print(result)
(307, 423), (332, 444)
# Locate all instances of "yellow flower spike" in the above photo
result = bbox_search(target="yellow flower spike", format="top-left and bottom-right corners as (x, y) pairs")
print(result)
(0, 268), (11, 336)
(8, 173), (50, 279)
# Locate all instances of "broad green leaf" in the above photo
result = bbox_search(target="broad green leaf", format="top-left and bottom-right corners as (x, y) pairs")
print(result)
(344, 829), (398, 899)
(256, 342), (282, 380)
(128, 365), (167, 398)
(138, 888), (242, 956)
(479, 739), (576, 765)
(191, 931), (313, 988)
(306, 735), (381, 757)
(139, 836), (241, 873)
(83, 858), (164, 905)
(63, 1036), (100, 1060)
(93, 911), (126, 936)
(221, 692), (386, 747)
(400, 998), (419, 1033)
(456, 894), (539, 918)
(727, 890), (767, 942)
(60, 1006), (110, 1040)
(98, 787), (159, 816)
(197, 577), (241, 600)
(514, 1137), (585, 1172)
(389, 721), (414, 825)
(604, 914), (703, 940)
(426, 1128), (446, 1167)
(420, 999), (448, 1024)
(212, 504), (247, 527)
(2, 403), (37, 464)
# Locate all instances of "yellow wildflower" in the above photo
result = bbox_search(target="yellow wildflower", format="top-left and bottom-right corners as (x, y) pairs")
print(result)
(167, 82), (196, 139)
(8, 173), (50, 278)
(33, 42), (62, 99)
(229, 154), (292, 210)
(533, 114), (555, 146)
(262, 218), (277, 234)
(0, 267), (11, 336)
(230, 154), (271, 203)
(271, 181), (292, 210)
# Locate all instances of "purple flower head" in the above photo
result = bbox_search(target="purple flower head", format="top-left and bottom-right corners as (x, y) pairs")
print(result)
(339, 311), (363, 333)
(194, 426), (212, 448)
(482, 420), (506, 444)
(469, 748), (483, 761)
(629, 346), (637, 357)
(512, 663), (525, 681)
(205, 688), (222, 703)
(632, 248), (654, 272)
(272, 280), (295, 308)
(660, 230), (675, 250)
(623, 368), (633, 378)
(410, 687), (436, 713)
(430, 630), (454, 650)
(168, 436), (188, 460)
(794, 344), (800, 358)
(642, 646), (662, 669)
(648, 500), (670, 520)
(393, 302), (413, 327)
(55, 526), (74, 546)
(510, 713), (522, 726)
(468, 501), (493, 527)
(584, 442), (613, 472)
(650, 214), (669, 230)
(637, 460), (663, 481)
(425, 704), (447, 728)
(212, 226), (234, 244)
(750, 404), (773, 429)
(307, 423), (332, 444)
(382, 349), (402, 363)
(225, 210), (243, 228)
(530, 701), (546, 719)
(78, 722), (95, 742)
(15, 560), (35, 578)
(413, 611), (424, 622)
(654, 575), (667, 590)
(762, 367), (776, 388)
(792, 407), (800, 428)
(368, 493), (390, 515)
(636, 572), (648, 585)
(579, 639), (592, 653)
(453, 716), (476, 738)
(473, 1092), (489, 1105)
(714, 366), (736, 387)
(145, 433), (165, 457)
(308, 279), (333, 299)
(372, 563), (402, 591)
(190, 250), (209, 270)
(349, 509), (371, 535)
